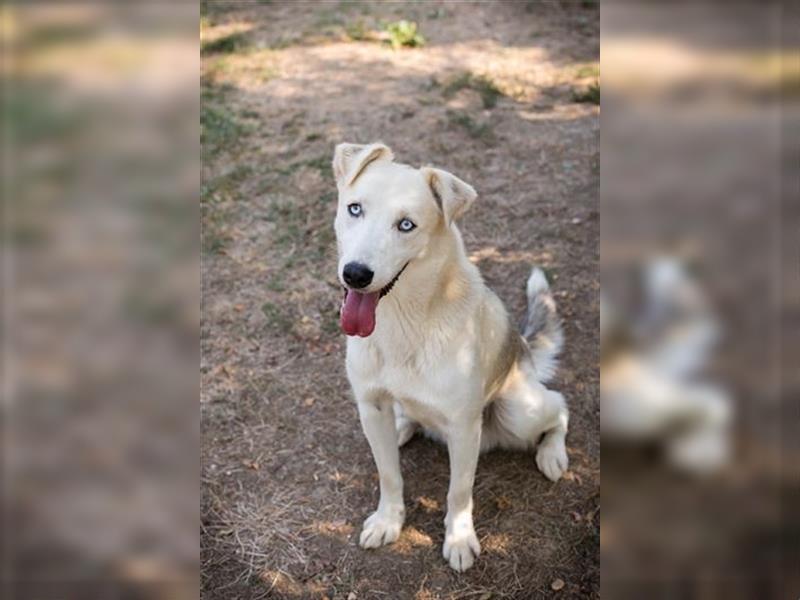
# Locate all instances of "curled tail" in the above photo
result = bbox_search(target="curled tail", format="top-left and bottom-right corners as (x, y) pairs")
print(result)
(520, 267), (563, 383)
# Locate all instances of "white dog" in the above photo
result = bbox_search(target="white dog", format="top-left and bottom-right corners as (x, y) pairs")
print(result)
(332, 142), (568, 572)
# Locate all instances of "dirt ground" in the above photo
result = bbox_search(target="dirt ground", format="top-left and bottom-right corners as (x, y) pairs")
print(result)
(201, 2), (599, 598)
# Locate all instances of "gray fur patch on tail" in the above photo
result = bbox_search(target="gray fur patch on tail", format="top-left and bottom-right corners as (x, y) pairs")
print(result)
(520, 267), (563, 382)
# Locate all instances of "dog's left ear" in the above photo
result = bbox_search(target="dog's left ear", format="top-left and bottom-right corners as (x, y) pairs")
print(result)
(332, 142), (394, 188)
(421, 167), (477, 226)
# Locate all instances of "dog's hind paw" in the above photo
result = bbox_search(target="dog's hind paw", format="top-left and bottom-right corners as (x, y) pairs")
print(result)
(536, 438), (568, 482)
(359, 508), (404, 549)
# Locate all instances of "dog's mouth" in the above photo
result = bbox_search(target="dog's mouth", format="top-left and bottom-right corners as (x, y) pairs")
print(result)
(340, 263), (409, 337)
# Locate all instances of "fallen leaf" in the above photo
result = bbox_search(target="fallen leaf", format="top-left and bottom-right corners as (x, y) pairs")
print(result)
(304, 397), (315, 406)
(551, 578), (565, 591)
(415, 496), (440, 512)
(495, 495), (512, 510)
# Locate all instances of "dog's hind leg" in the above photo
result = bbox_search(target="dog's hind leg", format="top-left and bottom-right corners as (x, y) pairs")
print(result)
(483, 370), (569, 481)
(394, 402), (418, 447)
(534, 391), (569, 482)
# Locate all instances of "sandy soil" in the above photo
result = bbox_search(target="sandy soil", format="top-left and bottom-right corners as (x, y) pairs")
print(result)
(201, 2), (599, 598)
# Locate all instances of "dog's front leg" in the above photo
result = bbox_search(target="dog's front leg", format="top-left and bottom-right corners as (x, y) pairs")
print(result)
(443, 416), (482, 572)
(356, 392), (405, 549)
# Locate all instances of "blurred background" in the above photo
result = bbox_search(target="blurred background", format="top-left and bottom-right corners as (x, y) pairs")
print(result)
(1, 3), (199, 599)
(601, 1), (798, 598)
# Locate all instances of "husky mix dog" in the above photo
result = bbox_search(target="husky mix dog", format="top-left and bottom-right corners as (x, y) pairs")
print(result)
(332, 142), (568, 572)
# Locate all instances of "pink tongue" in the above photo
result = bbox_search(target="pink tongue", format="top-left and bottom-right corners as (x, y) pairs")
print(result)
(340, 290), (380, 337)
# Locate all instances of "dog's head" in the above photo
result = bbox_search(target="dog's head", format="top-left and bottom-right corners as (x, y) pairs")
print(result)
(332, 142), (477, 337)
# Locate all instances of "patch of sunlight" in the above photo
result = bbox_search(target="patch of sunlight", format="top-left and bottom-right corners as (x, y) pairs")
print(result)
(388, 526), (435, 555)
(469, 246), (554, 265)
(415, 495), (441, 512)
(259, 569), (327, 597)
(482, 532), (513, 555)
(312, 519), (354, 536)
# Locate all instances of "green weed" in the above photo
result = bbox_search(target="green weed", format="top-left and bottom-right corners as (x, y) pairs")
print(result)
(201, 81), (247, 155)
(345, 19), (369, 41)
(201, 103), (245, 155)
(302, 156), (333, 179)
(201, 165), (254, 204)
(575, 64), (600, 79)
(276, 155), (333, 180)
(267, 276), (286, 292)
(572, 82), (600, 104)
(201, 31), (250, 55)
(384, 20), (425, 49)
(321, 307), (340, 336)
(263, 197), (305, 249)
(446, 109), (493, 141)
(442, 71), (503, 109)
(261, 301), (291, 329)
(202, 228), (231, 255)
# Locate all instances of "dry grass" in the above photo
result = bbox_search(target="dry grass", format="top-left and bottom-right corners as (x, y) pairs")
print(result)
(201, 2), (598, 598)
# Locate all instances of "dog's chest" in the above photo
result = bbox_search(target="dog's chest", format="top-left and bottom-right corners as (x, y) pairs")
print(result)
(348, 335), (479, 430)
(375, 365), (449, 432)
(397, 392), (448, 432)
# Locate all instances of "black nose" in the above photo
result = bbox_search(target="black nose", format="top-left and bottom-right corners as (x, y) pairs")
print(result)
(343, 262), (374, 289)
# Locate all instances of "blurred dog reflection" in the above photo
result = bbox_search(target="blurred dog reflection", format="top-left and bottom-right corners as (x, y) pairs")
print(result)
(601, 257), (731, 473)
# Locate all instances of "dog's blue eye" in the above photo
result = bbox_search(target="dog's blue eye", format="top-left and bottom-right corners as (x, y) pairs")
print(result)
(398, 218), (416, 232)
(347, 203), (362, 217)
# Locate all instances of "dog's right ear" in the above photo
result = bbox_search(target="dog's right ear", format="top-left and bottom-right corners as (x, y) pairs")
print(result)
(332, 142), (394, 188)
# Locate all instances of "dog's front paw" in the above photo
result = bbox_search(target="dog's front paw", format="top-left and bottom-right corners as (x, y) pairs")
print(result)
(359, 508), (404, 549)
(536, 438), (568, 482)
(443, 525), (481, 572)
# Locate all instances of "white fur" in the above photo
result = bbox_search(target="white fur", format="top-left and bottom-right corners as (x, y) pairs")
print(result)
(333, 143), (569, 572)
